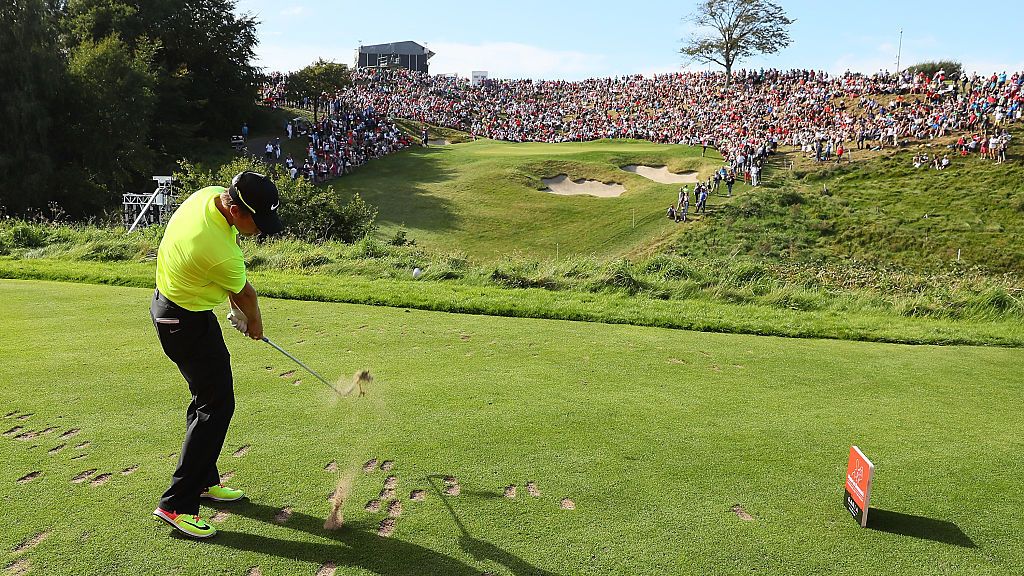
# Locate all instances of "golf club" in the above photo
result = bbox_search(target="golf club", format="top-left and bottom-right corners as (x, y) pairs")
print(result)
(262, 336), (343, 397)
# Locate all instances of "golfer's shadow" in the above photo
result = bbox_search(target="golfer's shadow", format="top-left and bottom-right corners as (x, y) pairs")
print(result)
(210, 500), (559, 576)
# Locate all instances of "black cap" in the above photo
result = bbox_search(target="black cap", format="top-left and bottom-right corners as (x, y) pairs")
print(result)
(228, 171), (284, 235)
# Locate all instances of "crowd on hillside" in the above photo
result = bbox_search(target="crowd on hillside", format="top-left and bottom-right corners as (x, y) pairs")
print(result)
(260, 66), (1020, 185)
(258, 73), (416, 181)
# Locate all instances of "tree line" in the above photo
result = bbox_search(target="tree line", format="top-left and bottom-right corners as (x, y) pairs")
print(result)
(1, 0), (261, 217)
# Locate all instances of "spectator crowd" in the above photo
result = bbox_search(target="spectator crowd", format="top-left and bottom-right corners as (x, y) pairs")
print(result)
(260, 66), (1020, 186)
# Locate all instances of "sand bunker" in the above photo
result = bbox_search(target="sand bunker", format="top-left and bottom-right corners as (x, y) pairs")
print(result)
(622, 165), (698, 184)
(427, 139), (450, 146)
(541, 175), (625, 197)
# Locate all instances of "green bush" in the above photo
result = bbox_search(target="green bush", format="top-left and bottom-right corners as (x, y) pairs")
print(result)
(8, 223), (48, 248)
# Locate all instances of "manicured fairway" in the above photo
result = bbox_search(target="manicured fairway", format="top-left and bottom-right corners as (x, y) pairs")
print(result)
(2, 279), (1022, 575)
(334, 139), (719, 259)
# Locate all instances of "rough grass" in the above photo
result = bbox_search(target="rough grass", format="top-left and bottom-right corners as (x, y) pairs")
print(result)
(1, 280), (1022, 575)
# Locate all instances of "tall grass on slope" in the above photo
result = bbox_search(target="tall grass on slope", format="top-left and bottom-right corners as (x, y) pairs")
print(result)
(2, 219), (1021, 329)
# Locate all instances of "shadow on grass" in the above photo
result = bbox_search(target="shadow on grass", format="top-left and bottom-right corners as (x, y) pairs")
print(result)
(868, 508), (976, 548)
(206, 498), (559, 576)
(338, 145), (460, 233)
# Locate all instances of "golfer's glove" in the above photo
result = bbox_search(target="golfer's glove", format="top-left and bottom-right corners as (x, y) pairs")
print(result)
(227, 307), (248, 335)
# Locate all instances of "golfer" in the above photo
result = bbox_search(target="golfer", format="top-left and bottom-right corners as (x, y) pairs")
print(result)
(150, 171), (283, 538)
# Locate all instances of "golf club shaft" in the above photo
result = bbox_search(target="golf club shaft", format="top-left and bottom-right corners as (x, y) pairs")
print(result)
(262, 336), (342, 396)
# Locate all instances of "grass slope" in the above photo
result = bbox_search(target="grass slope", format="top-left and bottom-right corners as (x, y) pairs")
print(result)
(331, 138), (718, 260)
(2, 280), (1023, 575)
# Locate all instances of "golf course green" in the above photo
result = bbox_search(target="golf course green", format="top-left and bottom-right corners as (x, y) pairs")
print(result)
(3, 279), (1021, 575)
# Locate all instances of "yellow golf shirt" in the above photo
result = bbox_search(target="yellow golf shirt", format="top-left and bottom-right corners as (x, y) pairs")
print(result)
(155, 186), (246, 311)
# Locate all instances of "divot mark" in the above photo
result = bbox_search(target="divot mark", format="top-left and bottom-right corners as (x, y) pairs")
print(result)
(279, 370), (295, 379)
(15, 431), (39, 441)
(444, 484), (461, 496)
(38, 427), (58, 435)
(72, 469), (97, 484)
(379, 488), (396, 500)
(380, 460), (395, 471)
(121, 465), (139, 476)
(247, 568), (262, 576)
(16, 413), (33, 421)
(526, 481), (541, 497)
(71, 454), (87, 461)
(732, 505), (754, 521)
(210, 510), (230, 522)
(16, 471), (42, 484)
(3, 426), (23, 437)
(377, 518), (396, 537)
(386, 500), (403, 517)
(75, 442), (90, 449)
(315, 562), (337, 576)
(383, 475), (397, 489)
(667, 358), (688, 365)
(220, 470), (235, 483)
(90, 473), (112, 486)
(232, 444), (250, 458)
(3, 411), (17, 418)
(324, 461), (338, 472)
(5, 558), (30, 576)
(13, 531), (49, 553)
(48, 444), (65, 455)
(410, 490), (426, 502)
(58, 428), (81, 439)
(273, 507), (292, 524)
(560, 498), (576, 510)
(362, 458), (378, 472)
(293, 379), (302, 386)
(504, 485), (517, 498)
(365, 499), (382, 512)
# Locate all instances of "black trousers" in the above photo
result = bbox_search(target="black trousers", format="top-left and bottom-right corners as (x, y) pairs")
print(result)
(150, 290), (235, 515)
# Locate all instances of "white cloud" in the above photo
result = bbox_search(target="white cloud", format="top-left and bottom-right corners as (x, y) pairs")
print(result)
(253, 42), (353, 73)
(426, 41), (608, 80)
(279, 6), (305, 16)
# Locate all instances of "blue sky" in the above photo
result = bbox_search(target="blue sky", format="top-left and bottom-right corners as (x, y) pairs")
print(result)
(235, 0), (1024, 79)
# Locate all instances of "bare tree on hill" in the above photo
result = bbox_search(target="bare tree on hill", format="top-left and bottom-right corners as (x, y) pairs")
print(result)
(680, 0), (795, 86)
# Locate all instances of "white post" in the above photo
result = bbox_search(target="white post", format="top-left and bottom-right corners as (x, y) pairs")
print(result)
(957, 248), (961, 262)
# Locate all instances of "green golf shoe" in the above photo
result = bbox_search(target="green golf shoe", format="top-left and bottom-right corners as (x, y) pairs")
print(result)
(201, 483), (244, 502)
(153, 508), (216, 539)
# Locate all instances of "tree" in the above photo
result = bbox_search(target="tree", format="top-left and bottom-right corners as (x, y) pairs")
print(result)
(0, 0), (65, 214)
(61, 34), (158, 213)
(905, 60), (963, 81)
(285, 59), (352, 123)
(680, 0), (794, 86)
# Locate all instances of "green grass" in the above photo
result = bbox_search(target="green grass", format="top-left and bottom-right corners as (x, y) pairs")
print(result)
(329, 138), (717, 260)
(2, 280), (1023, 575)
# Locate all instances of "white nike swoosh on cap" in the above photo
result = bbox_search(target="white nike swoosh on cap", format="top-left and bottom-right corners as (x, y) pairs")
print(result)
(271, 201), (280, 211)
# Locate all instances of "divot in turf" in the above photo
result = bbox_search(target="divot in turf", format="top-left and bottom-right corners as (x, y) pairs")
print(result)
(315, 562), (337, 576)
(47, 444), (65, 455)
(274, 507), (292, 524)
(121, 465), (139, 475)
(526, 481), (541, 497)
(731, 504), (754, 521)
(71, 470), (97, 484)
(377, 518), (396, 537)
(90, 473), (112, 486)
(58, 428), (81, 440)
(232, 444), (250, 457)
(16, 472), (41, 484)
(12, 531), (49, 553)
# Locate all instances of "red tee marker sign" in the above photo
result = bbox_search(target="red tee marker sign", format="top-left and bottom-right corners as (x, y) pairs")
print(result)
(844, 445), (874, 527)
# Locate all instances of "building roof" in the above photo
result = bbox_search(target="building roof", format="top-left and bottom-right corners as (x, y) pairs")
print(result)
(359, 41), (434, 59)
